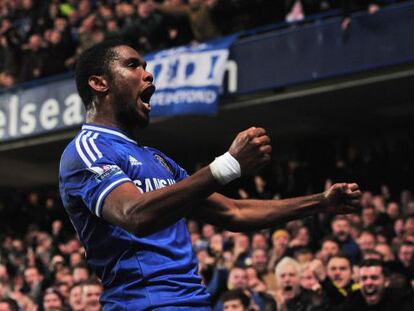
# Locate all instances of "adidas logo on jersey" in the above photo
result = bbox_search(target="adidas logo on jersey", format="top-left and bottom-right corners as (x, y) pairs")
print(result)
(129, 155), (142, 166)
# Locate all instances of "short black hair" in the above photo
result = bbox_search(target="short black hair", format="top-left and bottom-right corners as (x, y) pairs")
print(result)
(327, 253), (352, 266)
(221, 289), (250, 308)
(362, 249), (384, 261)
(75, 39), (130, 110)
(359, 259), (388, 276)
(0, 298), (19, 311)
(42, 287), (65, 304)
(81, 277), (103, 288)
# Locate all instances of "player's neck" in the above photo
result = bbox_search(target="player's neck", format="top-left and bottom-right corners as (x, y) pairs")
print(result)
(86, 113), (140, 142)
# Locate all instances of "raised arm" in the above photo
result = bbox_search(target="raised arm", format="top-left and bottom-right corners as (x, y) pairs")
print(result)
(190, 183), (361, 231)
(101, 127), (271, 237)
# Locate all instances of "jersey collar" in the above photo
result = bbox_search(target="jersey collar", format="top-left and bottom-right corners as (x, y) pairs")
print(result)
(82, 124), (138, 144)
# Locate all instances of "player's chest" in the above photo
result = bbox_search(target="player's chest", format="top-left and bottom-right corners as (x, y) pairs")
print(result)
(121, 149), (176, 193)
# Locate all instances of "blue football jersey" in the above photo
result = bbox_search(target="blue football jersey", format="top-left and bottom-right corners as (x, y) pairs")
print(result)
(59, 124), (211, 310)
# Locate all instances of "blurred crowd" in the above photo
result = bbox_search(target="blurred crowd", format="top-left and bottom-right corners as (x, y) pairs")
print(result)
(0, 138), (414, 310)
(0, 0), (408, 88)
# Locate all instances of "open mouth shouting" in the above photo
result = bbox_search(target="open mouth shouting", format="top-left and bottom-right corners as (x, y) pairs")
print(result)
(139, 84), (156, 112)
(362, 285), (383, 305)
(282, 285), (297, 299)
(363, 286), (378, 297)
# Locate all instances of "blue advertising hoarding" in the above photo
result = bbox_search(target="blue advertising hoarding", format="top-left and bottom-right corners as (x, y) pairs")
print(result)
(146, 35), (237, 117)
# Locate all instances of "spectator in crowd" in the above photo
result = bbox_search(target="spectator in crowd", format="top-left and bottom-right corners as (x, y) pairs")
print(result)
(22, 266), (44, 304)
(0, 298), (19, 311)
(251, 248), (277, 291)
(158, 0), (195, 46)
(68, 283), (84, 311)
(404, 215), (414, 236)
(221, 289), (251, 310)
(214, 265), (276, 311)
(317, 237), (340, 263)
(299, 262), (321, 292)
(252, 233), (268, 251)
(361, 206), (378, 230)
(268, 229), (290, 271)
(81, 278), (103, 311)
(357, 230), (377, 254)
(72, 264), (89, 285)
(42, 287), (66, 311)
(122, 1), (170, 54)
(331, 216), (361, 264)
(42, 29), (68, 77)
(394, 241), (414, 288)
(386, 202), (401, 220)
(233, 233), (251, 267)
(0, 21), (19, 87)
(375, 243), (395, 262)
(274, 257), (327, 311)
(338, 259), (414, 311)
(151, 0), (222, 42)
(19, 33), (47, 82)
(320, 254), (359, 306)
(362, 250), (386, 262)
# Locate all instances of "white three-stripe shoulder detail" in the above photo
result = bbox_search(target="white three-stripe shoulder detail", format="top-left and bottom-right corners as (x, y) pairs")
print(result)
(89, 132), (102, 159)
(75, 131), (103, 167)
(82, 131), (97, 162)
(75, 131), (92, 167)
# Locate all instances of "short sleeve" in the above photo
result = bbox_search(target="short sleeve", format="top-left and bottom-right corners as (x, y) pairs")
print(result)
(59, 135), (132, 218)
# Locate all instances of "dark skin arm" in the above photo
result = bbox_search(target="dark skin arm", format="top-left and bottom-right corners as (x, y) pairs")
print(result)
(102, 127), (361, 237)
(102, 127), (271, 237)
(190, 183), (361, 231)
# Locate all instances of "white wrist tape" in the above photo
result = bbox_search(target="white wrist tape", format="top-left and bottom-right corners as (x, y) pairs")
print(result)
(209, 152), (241, 185)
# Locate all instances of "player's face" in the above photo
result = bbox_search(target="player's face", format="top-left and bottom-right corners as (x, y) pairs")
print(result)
(108, 45), (155, 129)
(360, 266), (387, 305)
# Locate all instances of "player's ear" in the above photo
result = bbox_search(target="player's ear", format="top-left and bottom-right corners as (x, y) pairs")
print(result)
(88, 75), (109, 94)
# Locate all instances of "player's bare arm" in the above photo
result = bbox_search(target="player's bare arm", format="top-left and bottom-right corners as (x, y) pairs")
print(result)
(190, 183), (361, 231)
(101, 127), (271, 237)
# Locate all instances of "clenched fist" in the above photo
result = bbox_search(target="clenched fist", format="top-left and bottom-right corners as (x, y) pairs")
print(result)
(323, 183), (362, 214)
(228, 127), (272, 175)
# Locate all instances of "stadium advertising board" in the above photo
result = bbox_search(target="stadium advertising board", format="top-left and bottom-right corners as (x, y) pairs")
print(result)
(0, 78), (83, 142)
(0, 35), (236, 142)
(145, 35), (237, 117)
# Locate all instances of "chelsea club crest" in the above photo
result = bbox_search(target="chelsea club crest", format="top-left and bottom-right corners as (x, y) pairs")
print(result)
(154, 154), (174, 175)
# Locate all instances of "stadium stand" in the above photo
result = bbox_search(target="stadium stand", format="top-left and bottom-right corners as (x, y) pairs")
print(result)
(1, 0), (414, 310)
